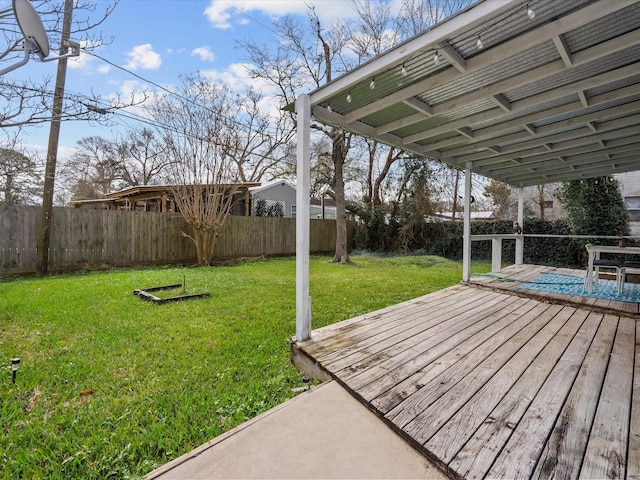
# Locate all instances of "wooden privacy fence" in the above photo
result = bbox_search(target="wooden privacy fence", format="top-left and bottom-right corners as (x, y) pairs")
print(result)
(0, 205), (354, 275)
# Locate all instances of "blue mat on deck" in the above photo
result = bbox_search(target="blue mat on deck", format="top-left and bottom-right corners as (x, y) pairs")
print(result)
(514, 272), (640, 303)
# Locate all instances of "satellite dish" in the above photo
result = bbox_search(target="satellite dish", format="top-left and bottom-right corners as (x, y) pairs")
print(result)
(0, 0), (79, 75)
(13, 0), (49, 60)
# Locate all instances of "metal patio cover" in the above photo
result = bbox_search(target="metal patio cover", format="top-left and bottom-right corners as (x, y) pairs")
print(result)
(304, 0), (640, 188)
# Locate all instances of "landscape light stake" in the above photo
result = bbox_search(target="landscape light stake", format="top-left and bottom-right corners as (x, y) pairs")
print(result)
(11, 358), (20, 384)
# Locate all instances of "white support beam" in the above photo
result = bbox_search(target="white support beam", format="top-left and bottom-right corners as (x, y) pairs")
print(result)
(516, 188), (524, 265)
(449, 108), (640, 166)
(403, 97), (433, 116)
(438, 42), (467, 72)
(470, 94), (640, 146)
(420, 65), (640, 152)
(445, 114), (640, 158)
(500, 149), (640, 184)
(402, 40), (640, 145)
(492, 94), (512, 112)
(462, 163), (472, 282)
(457, 127), (474, 138)
(377, 112), (427, 135)
(578, 90), (589, 107)
(552, 34), (573, 66)
(492, 237), (503, 273)
(343, 0), (634, 124)
(295, 94), (311, 342)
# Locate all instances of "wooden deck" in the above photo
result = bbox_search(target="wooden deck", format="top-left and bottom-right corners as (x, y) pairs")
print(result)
(292, 265), (639, 479)
(469, 264), (640, 317)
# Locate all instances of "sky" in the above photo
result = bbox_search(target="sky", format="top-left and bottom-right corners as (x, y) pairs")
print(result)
(3, 0), (370, 158)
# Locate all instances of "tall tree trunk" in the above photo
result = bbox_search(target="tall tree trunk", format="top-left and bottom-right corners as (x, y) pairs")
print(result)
(373, 148), (398, 206)
(367, 142), (375, 206)
(538, 184), (546, 220)
(452, 169), (460, 220)
(332, 131), (350, 264)
(316, 25), (350, 264)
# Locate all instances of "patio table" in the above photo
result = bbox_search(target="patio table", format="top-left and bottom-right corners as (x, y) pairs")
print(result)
(585, 244), (640, 293)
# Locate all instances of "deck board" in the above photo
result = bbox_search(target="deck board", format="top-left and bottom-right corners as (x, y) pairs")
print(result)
(291, 265), (639, 480)
(334, 293), (523, 387)
(393, 307), (575, 438)
(426, 310), (595, 467)
(370, 300), (560, 411)
(357, 296), (540, 403)
(581, 317), (635, 479)
(319, 289), (497, 368)
(629, 328), (640, 480)
(531, 313), (616, 480)
(483, 311), (598, 479)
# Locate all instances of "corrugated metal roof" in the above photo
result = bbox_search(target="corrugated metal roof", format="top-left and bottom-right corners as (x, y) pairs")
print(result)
(306, 0), (640, 187)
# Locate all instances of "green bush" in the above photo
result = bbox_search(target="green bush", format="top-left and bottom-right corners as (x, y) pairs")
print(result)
(355, 215), (590, 268)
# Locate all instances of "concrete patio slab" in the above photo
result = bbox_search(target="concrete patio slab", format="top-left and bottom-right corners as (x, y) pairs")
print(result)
(146, 380), (444, 479)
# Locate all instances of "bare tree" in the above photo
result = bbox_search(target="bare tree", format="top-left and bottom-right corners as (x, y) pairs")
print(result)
(0, 1), (132, 130)
(59, 136), (124, 199)
(395, 0), (474, 38)
(346, 0), (397, 61)
(241, 7), (357, 263)
(531, 184), (548, 220)
(357, 138), (408, 207)
(224, 88), (295, 184)
(145, 75), (244, 266)
(57, 128), (173, 202)
(118, 128), (172, 187)
(239, 0), (478, 259)
(483, 179), (512, 219)
(0, 147), (42, 204)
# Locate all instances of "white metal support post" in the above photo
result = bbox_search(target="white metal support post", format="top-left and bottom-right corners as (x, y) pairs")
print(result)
(516, 187), (524, 265)
(295, 94), (311, 342)
(462, 164), (472, 282)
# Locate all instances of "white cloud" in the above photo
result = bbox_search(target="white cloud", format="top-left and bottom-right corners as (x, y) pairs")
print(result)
(192, 46), (215, 62)
(167, 47), (187, 55)
(124, 44), (162, 71)
(200, 62), (271, 93)
(204, 0), (358, 29)
(199, 63), (285, 120)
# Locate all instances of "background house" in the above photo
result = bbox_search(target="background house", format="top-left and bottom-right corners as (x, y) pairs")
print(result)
(503, 184), (566, 221)
(70, 183), (259, 216)
(250, 180), (296, 217)
(616, 171), (640, 222)
(500, 173), (640, 233)
(249, 180), (337, 219)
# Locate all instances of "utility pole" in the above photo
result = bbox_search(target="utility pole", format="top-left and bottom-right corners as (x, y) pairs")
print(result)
(36, 0), (73, 274)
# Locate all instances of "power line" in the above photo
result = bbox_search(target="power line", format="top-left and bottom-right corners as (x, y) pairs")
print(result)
(222, 1), (281, 36)
(81, 49), (287, 136)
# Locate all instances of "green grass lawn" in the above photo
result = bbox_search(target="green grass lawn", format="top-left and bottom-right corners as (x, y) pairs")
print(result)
(0, 254), (490, 479)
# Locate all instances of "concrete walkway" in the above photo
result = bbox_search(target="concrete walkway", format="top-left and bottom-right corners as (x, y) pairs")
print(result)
(146, 381), (445, 479)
